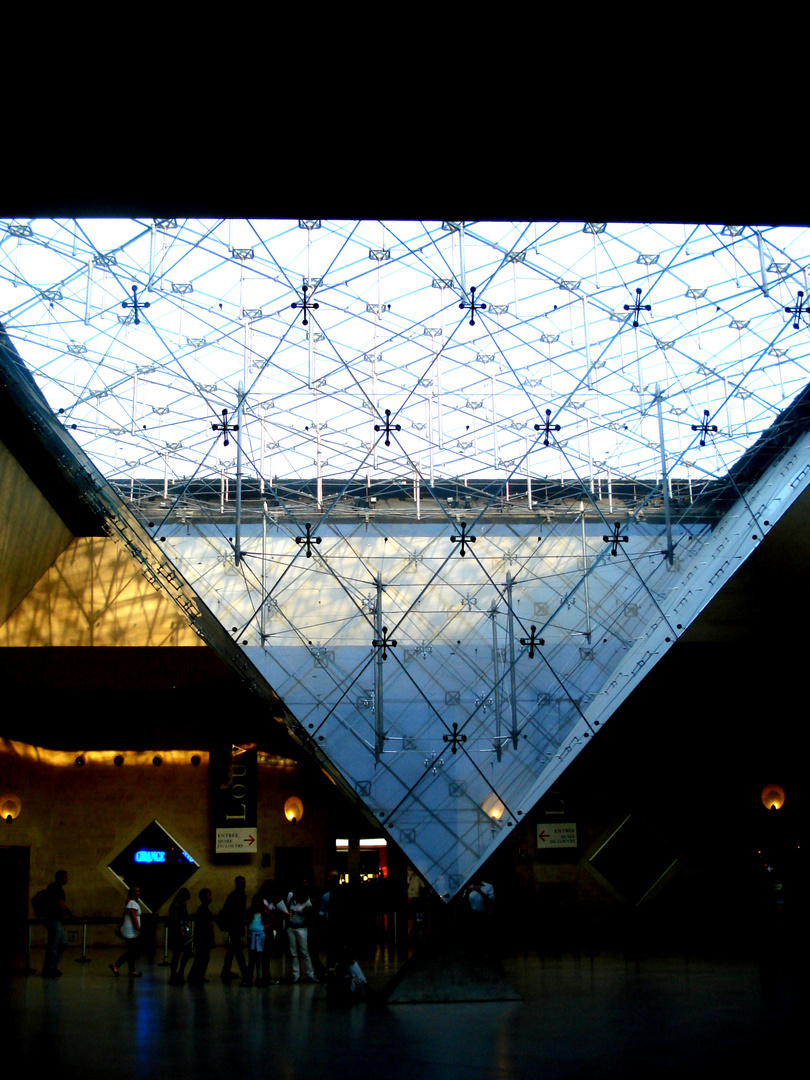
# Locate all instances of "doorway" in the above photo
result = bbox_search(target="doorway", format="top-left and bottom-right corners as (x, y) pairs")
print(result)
(274, 846), (313, 896)
(0, 846), (30, 972)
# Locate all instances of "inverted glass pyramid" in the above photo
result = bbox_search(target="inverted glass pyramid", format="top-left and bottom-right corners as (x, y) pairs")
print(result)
(3, 218), (810, 897)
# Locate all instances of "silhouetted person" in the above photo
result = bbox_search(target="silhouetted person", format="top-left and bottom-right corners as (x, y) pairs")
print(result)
(243, 895), (265, 986)
(188, 888), (215, 983)
(41, 869), (72, 977)
(463, 875), (499, 969)
(279, 880), (317, 982)
(168, 887), (193, 985)
(219, 876), (248, 982)
(111, 885), (143, 977)
(255, 880), (281, 986)
(318, 870), (341, 968)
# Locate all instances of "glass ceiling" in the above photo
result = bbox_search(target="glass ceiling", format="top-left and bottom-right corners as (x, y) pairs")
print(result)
(2, 218), (809, 489)
(3, 218), (810, 897)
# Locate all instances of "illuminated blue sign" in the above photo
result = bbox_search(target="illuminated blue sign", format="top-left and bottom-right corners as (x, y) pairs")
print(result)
(134, 850), (166, 863)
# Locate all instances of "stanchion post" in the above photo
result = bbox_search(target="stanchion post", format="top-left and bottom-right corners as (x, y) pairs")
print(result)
(24, 921), (36, 975)
(76, 919), (91, 963)
(158, 920), (170, 967)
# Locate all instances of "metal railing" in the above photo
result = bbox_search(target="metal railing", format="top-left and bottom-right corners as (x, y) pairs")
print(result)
(25, 916), (172, 973)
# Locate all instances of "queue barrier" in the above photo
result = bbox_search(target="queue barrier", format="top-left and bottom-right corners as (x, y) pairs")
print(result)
(25, 916), (172, 973)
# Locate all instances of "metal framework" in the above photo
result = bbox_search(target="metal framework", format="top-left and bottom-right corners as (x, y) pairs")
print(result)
(3, 218), (810, 897)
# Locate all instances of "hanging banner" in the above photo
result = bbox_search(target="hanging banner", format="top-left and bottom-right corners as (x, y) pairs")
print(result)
(211, 744), (257, 854)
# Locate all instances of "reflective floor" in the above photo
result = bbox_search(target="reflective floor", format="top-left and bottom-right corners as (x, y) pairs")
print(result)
(3, 941), (800, 1080)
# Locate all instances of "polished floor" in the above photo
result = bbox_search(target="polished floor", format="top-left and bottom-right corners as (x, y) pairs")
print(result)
(3, 940), (800, 1080)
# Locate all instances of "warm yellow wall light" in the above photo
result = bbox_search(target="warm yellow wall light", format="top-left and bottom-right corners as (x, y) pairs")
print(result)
(284, 796), (304, 824)
(761, 784), (785, 810)
(1, 793), (21, 823)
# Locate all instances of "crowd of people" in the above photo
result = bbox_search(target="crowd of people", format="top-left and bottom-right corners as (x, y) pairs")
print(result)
(35, 869), (367, 1002)
(35, 866), (498, 997)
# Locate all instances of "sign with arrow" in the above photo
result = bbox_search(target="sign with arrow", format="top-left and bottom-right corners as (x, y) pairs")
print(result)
(215, 828), (257, 854)
(537, 823), (578, 849)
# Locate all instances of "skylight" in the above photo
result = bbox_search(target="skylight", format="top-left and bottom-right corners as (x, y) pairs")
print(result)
(3, 219), (809, 494)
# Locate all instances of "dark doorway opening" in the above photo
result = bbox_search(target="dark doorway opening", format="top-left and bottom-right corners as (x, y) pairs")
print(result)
(275, 846), (313, 896)
(0, 846), (30, 972)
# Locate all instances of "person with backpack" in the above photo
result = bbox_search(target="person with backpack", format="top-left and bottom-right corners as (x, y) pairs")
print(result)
(37, 869), (72, 978)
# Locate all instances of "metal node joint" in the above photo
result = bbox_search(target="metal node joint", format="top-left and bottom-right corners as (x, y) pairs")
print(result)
(603, 523), (629, 556)
(624, 287), (651, 328)
(442, 723), (467, 754)
(295, 522), (322, 558)
(534, 409), (561, 446)
(372, 627), (397, 659)
(212, 409), (238, 446)
(291, 283), (319, 326)
(374, 408), (402, 447)
(785, 291), (808, 330)
(459, 285), (486, 326)
(451, 522), (476, 557)
(691, 410), (718, 447)
(122, 285), (151, 325)
(519, 625), (544, 658)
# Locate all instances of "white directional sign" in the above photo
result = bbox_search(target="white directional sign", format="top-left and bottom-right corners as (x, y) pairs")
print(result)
(215, 828), (258, 854)
(536, 823), (578, 849)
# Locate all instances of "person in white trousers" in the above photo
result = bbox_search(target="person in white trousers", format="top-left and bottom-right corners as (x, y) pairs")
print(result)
(279, 881), (317, 982)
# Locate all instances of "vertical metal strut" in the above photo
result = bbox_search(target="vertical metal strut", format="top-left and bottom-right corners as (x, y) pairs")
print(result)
(235, 383), (245, 565)
(506, 572), (519, 750)
(655, 386), (674, 566)
(490, 602), (502, 761)
(581, 506), (592, 643)
(374, 574), (384, 762)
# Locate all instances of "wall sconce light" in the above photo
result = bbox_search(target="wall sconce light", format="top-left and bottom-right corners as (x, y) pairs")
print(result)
(2, 793), (21, 824)
(284, 796), (304, 824)
(481, 793), (505, 821)
(761, 784), (785, 810)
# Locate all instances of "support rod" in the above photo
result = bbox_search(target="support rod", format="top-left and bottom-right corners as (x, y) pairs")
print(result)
(260, 501), (268, 642)
(235, 382), (244, 565)
(580, 506), (592, 643)
(506, 571), (519, 749)
(655, 385), (674, 566)
(490, 602), (502, 761)
(374, 574), (384, 762)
